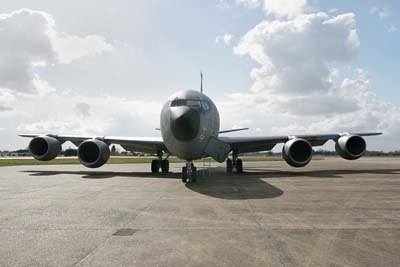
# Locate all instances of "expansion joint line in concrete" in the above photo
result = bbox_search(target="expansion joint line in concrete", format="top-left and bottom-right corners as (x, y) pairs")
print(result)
(70, 196), (162, 266)
(70, 234), (114, 267)
(239, 192), (289, 267)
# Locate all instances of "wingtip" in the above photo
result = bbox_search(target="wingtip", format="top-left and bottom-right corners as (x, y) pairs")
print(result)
(18, 134), (39, 138)
(358, 132), (383, 136)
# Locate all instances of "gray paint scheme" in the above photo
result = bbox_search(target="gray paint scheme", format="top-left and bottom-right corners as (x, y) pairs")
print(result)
(19, 90), (382, 165)
(161, 90), (220, 161)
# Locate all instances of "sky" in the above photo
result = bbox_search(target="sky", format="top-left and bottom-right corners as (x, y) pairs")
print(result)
(0, 0), (399, 151)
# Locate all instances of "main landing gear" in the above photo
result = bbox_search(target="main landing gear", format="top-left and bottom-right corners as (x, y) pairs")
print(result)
(226, 152), (243, 174)
(181, 161), (197, 183)
(151, 152), (169, 173)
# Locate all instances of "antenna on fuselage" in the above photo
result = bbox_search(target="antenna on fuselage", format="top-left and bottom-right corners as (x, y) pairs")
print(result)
(200, 72), (203, 94)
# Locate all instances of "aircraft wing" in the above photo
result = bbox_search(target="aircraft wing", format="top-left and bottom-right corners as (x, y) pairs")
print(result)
(19, 134), (167, 154)
(218, 132), (382, 154)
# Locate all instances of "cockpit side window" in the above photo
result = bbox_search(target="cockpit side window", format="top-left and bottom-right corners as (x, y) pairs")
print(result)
(201, 100), (210, 111)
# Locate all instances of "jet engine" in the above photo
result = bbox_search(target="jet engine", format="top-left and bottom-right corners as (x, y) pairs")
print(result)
(29, 136), (61, 161)
(78, 139), (110, 168)
(283, 138), (313, 167)
(335, 135), (366, 160)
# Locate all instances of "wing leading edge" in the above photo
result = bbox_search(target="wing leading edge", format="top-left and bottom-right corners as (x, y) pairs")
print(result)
(218, 132), (382, 154)
(20, 132), (382, 157)
(19, 134), (167, 154)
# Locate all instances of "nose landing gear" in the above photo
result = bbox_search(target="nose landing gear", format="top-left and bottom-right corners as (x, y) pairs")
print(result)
(182, 161), (197, 183)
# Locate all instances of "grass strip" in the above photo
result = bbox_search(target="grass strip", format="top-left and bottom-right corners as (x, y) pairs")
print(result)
(0, 156), (300, 167)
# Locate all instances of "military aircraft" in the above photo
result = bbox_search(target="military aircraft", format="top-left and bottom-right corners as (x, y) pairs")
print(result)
(20, 76), (381, 183)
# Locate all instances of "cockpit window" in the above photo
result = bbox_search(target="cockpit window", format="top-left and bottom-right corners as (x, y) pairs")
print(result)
(170, 99), (186, 107)
(171, 98), (211, 111)
(186, 100), (201, 108)
(171, 99), (199, 107)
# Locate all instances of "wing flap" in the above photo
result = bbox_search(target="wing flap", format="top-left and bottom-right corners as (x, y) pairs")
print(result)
(219, 136), (287, 154)
(107, 137), (166, 154)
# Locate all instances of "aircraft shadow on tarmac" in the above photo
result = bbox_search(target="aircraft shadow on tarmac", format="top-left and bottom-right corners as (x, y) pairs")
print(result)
(242, 167), (400, 179)
(22, 169), (283, 200)
(22, 167), (400, 200)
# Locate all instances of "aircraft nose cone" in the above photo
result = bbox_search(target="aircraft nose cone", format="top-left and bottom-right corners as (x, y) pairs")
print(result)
(170, 106), (200, 141)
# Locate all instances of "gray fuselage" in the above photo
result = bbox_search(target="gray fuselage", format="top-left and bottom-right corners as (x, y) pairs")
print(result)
(160, 90), (220, 160)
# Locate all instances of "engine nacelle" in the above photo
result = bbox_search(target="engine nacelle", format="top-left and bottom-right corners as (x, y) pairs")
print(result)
(335, 135), (366, 160)
(283, 138), (313, 168)
(29, 136), (61, 161)
(78, 139), (110, 168)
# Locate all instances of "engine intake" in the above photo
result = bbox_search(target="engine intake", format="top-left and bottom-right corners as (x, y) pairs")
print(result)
(78, 139), (110, 168)
(283, 138), (312, 167)
(335, 135), (366, 160)
(29, 136), (61, 161)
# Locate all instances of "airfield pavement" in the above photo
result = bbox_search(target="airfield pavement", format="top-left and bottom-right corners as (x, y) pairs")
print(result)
(0, 157), (399, 267)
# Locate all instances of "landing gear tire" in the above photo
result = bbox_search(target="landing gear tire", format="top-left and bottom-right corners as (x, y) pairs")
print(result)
(192, 167), (197, 182)
(226, 159), (233, 174)
(151, 159), (160, 173)
(181, 166), (188, 183)
(161, 160), (169, 173)
(236, 159), (243, 173)
(181, 164), (197, 183)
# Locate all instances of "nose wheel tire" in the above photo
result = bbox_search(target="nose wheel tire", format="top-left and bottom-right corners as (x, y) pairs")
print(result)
(192, 167), (197, 182)
(236, 159), (243, 173)
(226, 159), (233, 174)
(226, 158), (243, 173)
(181, 164), (197, 183)
(182, 167), (188, 183)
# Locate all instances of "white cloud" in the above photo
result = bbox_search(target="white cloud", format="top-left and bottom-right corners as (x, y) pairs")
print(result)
(388, 25), (398, 33)
(217, 0), (260, 9)
(216, 33), (235, 45)
(0, 8), (157, 149)
(223, 34), (234, 45)
(0, 5), (399, 153)
(369, 6), (389, 18)
(379, 10), (389, 18)
(74, 102), (91, 118)
(354, 68), (369, 80)
(369, 6), (378, 15)
(263, 0), (308, 19)
(0, 106), (12, 111)
(15, 88), (161, 137)
(218, 71), (400, 151)
(236, 0), (260, 9)
(0, 89), (15, 112)
(51, 33), (113, 64)
(225, 5), (400, 151)
(0, 8), (113, 92)
(217, 0), (231, 9)
(234, 12), (359, 96)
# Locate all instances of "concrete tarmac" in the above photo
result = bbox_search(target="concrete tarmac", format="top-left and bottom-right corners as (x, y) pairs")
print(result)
(0, 157), (399, 267)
